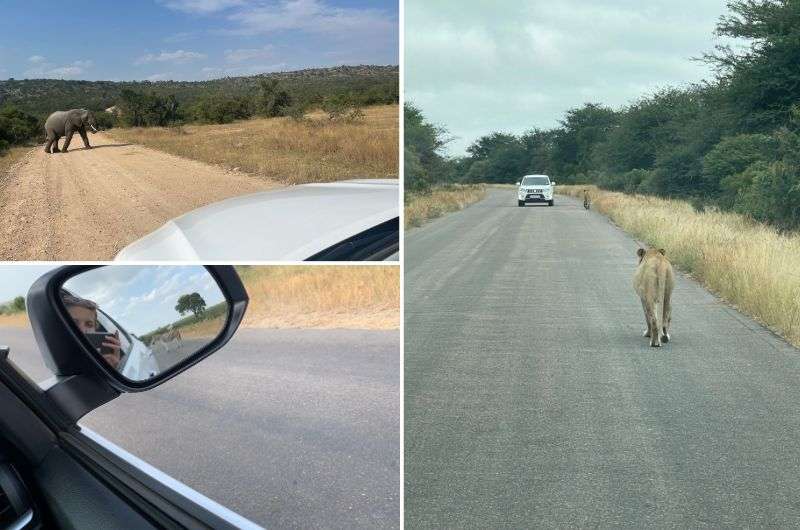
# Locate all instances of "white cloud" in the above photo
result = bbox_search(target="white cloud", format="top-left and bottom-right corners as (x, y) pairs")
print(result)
(24, 59), (93, 79)
(145, 73), (173, 81)
(226, 0), (395, 38)
(160, 0), (244, 14)
(406, 0), (736, 154)
(224, 46), (275, 63)
(135, 50), (207, 65)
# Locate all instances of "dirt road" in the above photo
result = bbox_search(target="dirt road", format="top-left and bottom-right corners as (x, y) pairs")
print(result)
(0, 133), (279, 260)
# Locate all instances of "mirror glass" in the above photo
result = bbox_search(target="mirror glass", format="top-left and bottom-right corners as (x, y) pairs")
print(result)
(60, 266), (228, 382)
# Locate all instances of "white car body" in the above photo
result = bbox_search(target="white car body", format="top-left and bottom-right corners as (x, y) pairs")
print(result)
(115, 179), (399, 261)
(517, 174), (555, 206)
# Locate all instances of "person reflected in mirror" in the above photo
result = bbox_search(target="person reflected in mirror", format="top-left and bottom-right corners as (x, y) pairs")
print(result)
(61, 292), (123, 369)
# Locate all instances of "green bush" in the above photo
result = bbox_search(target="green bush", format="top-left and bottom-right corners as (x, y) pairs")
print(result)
(118, 90), (181, 127)
(702, 134), (778, 203)
(255, 79), (292, 118)
(735, 160), (800, 230)
(0, 105), (40, 151)
(189, 96), (254, 124)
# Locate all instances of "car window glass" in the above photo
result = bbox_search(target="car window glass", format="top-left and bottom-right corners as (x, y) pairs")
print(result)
(522, 176), (549, 186)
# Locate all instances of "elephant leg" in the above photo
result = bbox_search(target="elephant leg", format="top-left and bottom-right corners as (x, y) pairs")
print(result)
(62, 130), (75, 152)
(79, 128), (91, 149)
(51, 136), (61, 153)
(44, 137), (53, 153)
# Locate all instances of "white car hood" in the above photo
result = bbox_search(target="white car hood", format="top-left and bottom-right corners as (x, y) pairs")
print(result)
(115, 179), (398, 261)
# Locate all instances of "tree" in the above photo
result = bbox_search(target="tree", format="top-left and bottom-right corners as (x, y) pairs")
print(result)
(706, 0), (800, 130)
(550, 103), (618, 176)
(12, 296), (25, 312)
(256, 79), (292, 118)
(404, 103), (452, 192)
(175, 293), (207, 317)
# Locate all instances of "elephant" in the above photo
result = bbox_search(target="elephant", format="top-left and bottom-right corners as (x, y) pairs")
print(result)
(44, 109), (98, 154)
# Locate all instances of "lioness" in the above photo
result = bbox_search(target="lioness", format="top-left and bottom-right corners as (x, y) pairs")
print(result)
(633, 248), (674, 347)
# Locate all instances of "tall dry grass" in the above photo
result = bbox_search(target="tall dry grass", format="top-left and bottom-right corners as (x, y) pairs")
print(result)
(107, 105), (398, 185)
(0, 266), (399, 332)
(0, 312), (29, 328)
(236, 265), (400, 329)
(405, 185), (487, 228)
(558, 185), (800, 347)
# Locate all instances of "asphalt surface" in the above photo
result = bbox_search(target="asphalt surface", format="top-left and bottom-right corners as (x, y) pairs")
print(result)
(3, 326), (400, 529)
(405, 189), (800, 528)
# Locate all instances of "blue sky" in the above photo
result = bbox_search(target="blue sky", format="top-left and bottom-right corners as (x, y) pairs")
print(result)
(63, 266), (226, 336)
(0, 0), (398, 81)
(0, 265), (225, 336)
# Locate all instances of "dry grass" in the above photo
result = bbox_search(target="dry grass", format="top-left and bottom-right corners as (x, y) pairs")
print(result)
(0, 312), (29, 328)
(107, 105), (398, 185)
(405, 184), (487, 228)
(558, 185), (800, 347)
(0, 265), (399, 332)
(236, 265), (399, 330)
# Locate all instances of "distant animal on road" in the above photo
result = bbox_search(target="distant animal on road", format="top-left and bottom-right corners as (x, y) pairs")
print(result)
(583, 189), (591, 210)
(44, 109), (98, 154)
(633, 247), (674, 347)
(152, 328), (182, 355)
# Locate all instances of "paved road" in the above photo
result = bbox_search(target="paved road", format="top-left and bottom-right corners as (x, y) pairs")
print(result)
(405, 189), (800, 528)
(3, 326), (400, 529)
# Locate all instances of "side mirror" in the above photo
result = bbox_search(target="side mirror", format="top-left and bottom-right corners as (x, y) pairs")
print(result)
(551, 181), (556, 186)
(515, 181), (520, 186)
(25, 265), (248, 421)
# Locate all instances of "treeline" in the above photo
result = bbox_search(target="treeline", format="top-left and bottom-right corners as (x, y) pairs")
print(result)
(0, 296), (25, 315)
(0, 66), (397, 153)
(408, 0), (800, 230)
(0, 65), (398, 120)
(113, 78), (371, 126)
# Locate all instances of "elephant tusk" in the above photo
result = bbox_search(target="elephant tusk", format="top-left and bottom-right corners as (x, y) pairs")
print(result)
(90, 125), (98, 133)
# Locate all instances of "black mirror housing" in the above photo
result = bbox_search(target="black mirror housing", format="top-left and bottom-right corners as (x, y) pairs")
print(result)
(26, 265), (248, 421)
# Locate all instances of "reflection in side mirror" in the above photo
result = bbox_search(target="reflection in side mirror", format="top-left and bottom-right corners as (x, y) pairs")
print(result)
(60, 266), (229, 382)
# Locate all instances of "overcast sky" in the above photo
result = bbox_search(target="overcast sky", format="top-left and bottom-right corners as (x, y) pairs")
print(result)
(405, 0), (738, 155)
(0, 0), (397, 82)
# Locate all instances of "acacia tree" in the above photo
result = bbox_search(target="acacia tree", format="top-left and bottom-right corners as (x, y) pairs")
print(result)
(175, 293), (207, 318)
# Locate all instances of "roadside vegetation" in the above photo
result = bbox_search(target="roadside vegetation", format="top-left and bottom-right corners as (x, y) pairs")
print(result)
(0, 65), (397, 156)
(409, 0), (800, 232)
(0, 296), (27, 328)
(107, 104), (398, 184)
(405, 185), (486, 228)
(404, 101), (487, 227)
(0, 266), (400, 331)
(558, 184), (800, 348)
(0, 106), (40, 155)
(236, 265), (399, 330)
